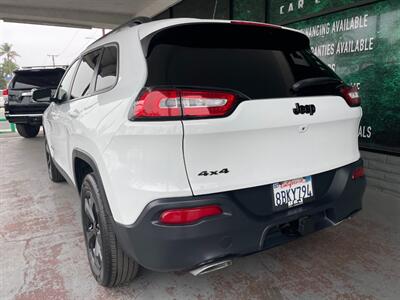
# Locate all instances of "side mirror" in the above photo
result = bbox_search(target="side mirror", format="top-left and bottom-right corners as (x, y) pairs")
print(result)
(32, 88), (54, 102)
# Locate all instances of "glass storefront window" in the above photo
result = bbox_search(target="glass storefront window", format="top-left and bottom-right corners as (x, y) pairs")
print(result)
(233, 0), (266, 22)
(173, 0), (230, 19)
(289, 1), (400, 154)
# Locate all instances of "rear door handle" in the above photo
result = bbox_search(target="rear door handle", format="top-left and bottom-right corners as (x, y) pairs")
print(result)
(68, 109), (80, 118)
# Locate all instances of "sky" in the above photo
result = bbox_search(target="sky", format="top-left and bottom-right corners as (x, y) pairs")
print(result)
(0, 21), (106, 67)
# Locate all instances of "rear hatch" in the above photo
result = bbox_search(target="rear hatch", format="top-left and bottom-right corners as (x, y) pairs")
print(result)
(143, 22), (362, 196)
(8, 69), (64, 112)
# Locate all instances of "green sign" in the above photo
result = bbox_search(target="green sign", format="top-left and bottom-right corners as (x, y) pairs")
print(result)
(289, 0), (400, 154)
(269, 0), (377, 24)
(233, 0), (266, 22)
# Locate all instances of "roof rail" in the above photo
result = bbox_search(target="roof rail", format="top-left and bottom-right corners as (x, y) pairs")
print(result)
(17, 65), (68, 70)
(87, 16), (152, 48)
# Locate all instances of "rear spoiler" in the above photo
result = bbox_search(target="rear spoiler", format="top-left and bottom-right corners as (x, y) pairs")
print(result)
(16, 65), (68, 71)
(140, 19), (310, 57)
(138, 18), (307, 40)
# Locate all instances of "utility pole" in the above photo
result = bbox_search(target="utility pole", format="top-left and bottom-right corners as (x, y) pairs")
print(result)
(47, 54), (58, 67)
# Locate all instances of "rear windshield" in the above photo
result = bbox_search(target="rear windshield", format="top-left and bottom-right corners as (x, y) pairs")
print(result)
(11, 69), (65, 90)
(145, 24), (340, 99)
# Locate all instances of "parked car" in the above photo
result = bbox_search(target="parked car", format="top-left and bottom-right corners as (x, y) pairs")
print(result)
(3, 66), (66, 138)
(35, 18), (366, 287)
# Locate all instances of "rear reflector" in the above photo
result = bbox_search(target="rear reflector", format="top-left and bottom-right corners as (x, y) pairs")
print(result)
(133, 89), (237, 120)
(2, 89), (8, 96)
(340, 85), (361, 107)
(352, 167), (365, 180)
(160, 205), (223, 225)
(181, 90), (236, 117)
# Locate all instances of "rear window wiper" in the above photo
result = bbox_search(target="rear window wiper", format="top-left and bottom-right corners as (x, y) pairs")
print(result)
(291, 77), (343, 93)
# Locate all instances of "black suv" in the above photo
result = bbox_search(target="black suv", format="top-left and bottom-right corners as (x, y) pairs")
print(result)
(4, 66), (66, 138)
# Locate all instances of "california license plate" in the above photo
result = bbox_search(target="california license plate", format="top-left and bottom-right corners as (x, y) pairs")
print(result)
(272, 176), (313, 210)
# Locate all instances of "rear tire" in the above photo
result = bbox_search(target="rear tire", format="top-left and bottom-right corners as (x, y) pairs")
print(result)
(81, 173), (139, 287)
(45, 140), (65, 182)
(16, 124), (40, 138)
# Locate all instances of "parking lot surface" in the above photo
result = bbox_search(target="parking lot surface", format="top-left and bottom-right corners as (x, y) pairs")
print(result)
(1, 134), (399, 300)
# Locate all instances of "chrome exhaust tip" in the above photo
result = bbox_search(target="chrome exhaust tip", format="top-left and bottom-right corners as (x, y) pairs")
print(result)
(190, 260), (232, 276)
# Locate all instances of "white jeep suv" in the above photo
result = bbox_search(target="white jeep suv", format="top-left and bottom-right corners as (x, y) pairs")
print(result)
(36, 18), (366, 287)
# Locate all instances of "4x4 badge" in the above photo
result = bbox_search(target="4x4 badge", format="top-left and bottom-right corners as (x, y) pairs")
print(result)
(293, 103), (316, 115)
(198, 168), (229, 176)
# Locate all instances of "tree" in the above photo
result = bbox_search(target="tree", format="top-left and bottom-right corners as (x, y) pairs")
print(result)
(1, 59), (18, 76)
(0, 42), (19, 88)
(0, 43), (19, 63)
(0, 63), (7, 90)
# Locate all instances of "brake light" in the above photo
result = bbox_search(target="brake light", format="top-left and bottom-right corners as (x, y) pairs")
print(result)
(352, 167), (365, 180)
(230, 20), (281, 29)
(2, 88), (8, 103)
(340, 85), (361, 107)
(132, 89), (237, 120)
(160, 205), (223, 225)
(134, 90), (181, 119)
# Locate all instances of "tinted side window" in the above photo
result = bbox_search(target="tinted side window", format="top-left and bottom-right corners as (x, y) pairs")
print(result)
(95, 46), (117, 91)
(55, 60), (79, 101)
(71, 50), (101, 99)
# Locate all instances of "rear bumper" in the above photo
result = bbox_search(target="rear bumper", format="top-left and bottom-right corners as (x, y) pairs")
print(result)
(5, 113), (43, 125)
(114, 159), (366, 272)
(5, 102), (47, 125)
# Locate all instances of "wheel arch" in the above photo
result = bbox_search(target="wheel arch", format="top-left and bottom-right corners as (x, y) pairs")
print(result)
(72, 149), (103, 194)
(72, 148), (118, 232)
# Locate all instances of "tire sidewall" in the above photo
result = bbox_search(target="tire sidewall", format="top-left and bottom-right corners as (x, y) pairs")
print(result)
(80, 173), (114, 285)
(16, 124), (40, 138)
(45, 140), (53, 181)
(45, 140), (56, 181)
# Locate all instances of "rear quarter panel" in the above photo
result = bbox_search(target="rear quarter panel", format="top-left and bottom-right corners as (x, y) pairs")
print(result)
(69, 28), (192, 225)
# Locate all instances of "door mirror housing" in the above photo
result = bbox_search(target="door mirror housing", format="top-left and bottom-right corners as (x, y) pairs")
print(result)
(32, 88), (55, 102)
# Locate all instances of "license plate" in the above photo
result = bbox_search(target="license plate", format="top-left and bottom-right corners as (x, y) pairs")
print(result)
(272, 176), (313, 210)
